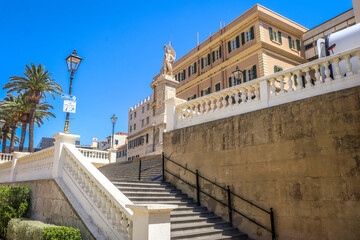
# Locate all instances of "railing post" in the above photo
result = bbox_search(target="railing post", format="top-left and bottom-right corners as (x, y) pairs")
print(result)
(196, 170), (200, 206)
(270, 207), (276, 240)
(138, 159), (142, 181)
(227, 185), (233, 227)
(162, 152), (165, 182)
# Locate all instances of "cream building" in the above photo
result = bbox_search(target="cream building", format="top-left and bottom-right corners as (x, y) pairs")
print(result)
(95, 132), (127, 151)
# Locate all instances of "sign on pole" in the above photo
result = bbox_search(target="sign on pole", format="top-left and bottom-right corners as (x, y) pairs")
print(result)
(63, 100), (76, 113)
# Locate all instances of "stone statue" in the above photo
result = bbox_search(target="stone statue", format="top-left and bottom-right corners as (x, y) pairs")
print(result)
(162, 42), (176, 76)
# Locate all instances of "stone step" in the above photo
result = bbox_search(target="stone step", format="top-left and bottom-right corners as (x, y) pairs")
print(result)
(171, 210), (214, 218)
(171, 227), (240, 239)
(115, 183), (175, 190)
(171, 215), (223, 225)
(171, 221), (230, 232)
(124, 192), (186, 198)
(118, 186), (176, 192)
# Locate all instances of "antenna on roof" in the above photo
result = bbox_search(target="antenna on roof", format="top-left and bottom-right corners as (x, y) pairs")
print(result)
(197, 32), (199, 46)
(209, 32), (211, 37)
(220, 21), (222, 29)
(223, 21), (225, 27)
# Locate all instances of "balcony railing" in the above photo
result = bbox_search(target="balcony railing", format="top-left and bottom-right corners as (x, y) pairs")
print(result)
(0, 153), (13, 163)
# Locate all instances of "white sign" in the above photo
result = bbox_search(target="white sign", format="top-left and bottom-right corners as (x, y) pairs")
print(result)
(61, 94), (78, 101)
(93, 138), (98, 142)
(63, 100), (76, 113)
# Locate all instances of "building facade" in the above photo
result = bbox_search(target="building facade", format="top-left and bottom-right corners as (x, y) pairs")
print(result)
(95, 132), (127, 151)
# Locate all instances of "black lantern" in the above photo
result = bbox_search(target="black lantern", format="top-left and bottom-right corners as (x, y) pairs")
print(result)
(65, 49), (83, 73)
(232, 66), (243, 85)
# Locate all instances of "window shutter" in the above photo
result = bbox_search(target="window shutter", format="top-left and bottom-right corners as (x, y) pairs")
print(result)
(207, 54), (210, 65)
(243, 70), (247, 82)
(236, 36), (240, 48)
(194, 62), (197, 73)
(274, 65), (278, 73)
(188, 98), (190, 101)
(241, 32), (245, 45)
(212, 51), (215, 62)
(208, 87), (211, 94)
(278, 31), (282, 44)
(250, 26), (254, 39)
(183, 69), (186, 79)
(229, 77), (232, 87)
(252, 65), (257, 79)
(201, 58), (204, 68)
(288, 36), (292, 48)
(228, 41), (231, 53)
(201, 90), (204, 96)
(269, 27), (273, 40)
(188, 66), (191, 76)
(175, 75), (177, 81)
(294, 74), (298, 86)
(296, 39), (301, 51)
(219, 46), (222, 58)
(194, 94), (196, 99)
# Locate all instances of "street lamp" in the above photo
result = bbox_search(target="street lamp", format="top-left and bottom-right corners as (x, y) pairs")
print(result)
(110, 114), (118, 148)
(64, 49), (83, 133)
(232, 66), (243, 85)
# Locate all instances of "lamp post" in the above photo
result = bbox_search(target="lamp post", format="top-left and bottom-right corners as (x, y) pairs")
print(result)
(0, 119), (5, 147)
(110, 114), (118, 148)
(232, 66), (243, 85)
(64, 49), (83, 133)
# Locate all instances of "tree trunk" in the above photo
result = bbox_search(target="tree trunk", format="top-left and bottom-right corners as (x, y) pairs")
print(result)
(19, 122), (27, 152)
(28, 103), (37, 152)
(1, 128), (9, 153)
(9, 126), (16, 153)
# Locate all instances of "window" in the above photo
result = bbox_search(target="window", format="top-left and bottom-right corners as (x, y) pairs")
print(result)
(147, 104), (150, 110)
(274, 65), (283, 73)
(187, 94), (197, 101)
(134, 111), (137, 118)
(215, 83), (221, 92)
(241, 26), (254, 45)
(288, 36), (301, 51)
(130, 114), (132, 120)
(181, 70), (186, 80)
(142, 119), (144, 127)
(305, 42), (313, 50)
(115, 140), (118, 145)
(228, 37), (239, 53)
(201, 87), (211, 96)
(201, 54), (211, 68)
(188, 62), (197, 76)
(134, 123), (136, 130)
(212, 46), (222, 62)
(146, 116), (149, 124)
(269, 27), (282, 44)
(245, 65), (257, 81)
(130, 125), (132, 132)
(142, 106), (144, 113)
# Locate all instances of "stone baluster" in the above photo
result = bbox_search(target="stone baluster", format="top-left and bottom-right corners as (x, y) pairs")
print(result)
(254, 84), (260, 100)
(323, 62), (332, 82)
(295, 70), (303, 90)
(270, 78), (276, 96)
(332, 58), (342, 80)
(247, 86), (253, 102)
(204, 99), (210, 113)
(222, 93), (228, 109)
(233, 89), (240, 106)
(279, 75), (285, 94)
(199, 101), (204, 115)
(344, 55), (353, 76)
(210, 97), (215, 112)
(356, 52), (360, 74)
(304, 68), (312, 87)
(215, 94), (222, 111)
(287, 74), (294, 92)
(239, 88), (246, 104)
(313, 65), (321, 86)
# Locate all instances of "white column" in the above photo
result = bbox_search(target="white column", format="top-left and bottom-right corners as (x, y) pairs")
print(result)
(164, 97), (186, 132)
(52, 132), (80, 178)
(127, 204), (177, 240)
(10, 152), (30, 182)
(259, 80), (270, 103)
(108, 149), (117, 163)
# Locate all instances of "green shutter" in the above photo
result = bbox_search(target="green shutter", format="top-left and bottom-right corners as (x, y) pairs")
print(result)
(274, 65), (278, 72)
(215, 83), (220, 92)
(188, 98), (190, 101)
(236, 36), (240, 48)
(183, 69), (186, 79)
(219, 46), (222, 58)
(296, 39), (301, 51)
(243, 70), (247, 83)
(288, 36), (292, 48)
(250, 26), (254, 40)
(278, 31), (282, 44)
(194, 62), (197, 73)
(241, 32), (245, 45)
(294, 74), (298, 86)
(229, 77), (232, 87)
(175, 75), (177, 81)
(178, 73), (180, 81)
(207, 54), (210, 65)
(201, 90), (204, 96)
(188, 66), (191, 76)
(208, 87), (211, 94)
(212, 51), (215, 62)
(228, 41), (231, 53)
(194, 94), (196, 99)
(252, 65), (257, 79)
(201, 58), (204, 68)
(269, 27), (273, 40)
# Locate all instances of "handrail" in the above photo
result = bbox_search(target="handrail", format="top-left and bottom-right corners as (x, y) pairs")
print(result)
(163, 154), (276, 240)
(138, 158), (162, 181)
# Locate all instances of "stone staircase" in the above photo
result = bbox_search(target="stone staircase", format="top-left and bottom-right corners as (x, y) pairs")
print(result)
(110, 180), (251, 239)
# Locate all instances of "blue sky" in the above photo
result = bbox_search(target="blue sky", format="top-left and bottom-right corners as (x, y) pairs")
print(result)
(0, 0), (354, 147)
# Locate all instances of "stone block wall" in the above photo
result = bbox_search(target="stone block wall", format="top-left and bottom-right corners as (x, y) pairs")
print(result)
(0, 179), (94, 240)
(163, 86), (360, 240)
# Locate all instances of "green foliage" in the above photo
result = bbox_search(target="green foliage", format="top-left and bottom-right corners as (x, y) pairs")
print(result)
(6, 219), (81, 240)
(43, 226), (81, 240)
(0, 186), (30, 239)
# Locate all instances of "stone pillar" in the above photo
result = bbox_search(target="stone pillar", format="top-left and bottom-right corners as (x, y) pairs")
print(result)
(164, 97), (186, 132)
(259, 80), (270, 106)
(126, 204), (177, 240)
(10, 152), (30, 182)
(353, 0), (360, 23)
(108, 149), (117, 163)
(52, 133), (80, 178)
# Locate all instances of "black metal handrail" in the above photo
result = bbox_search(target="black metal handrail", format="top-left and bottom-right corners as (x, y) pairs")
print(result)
(138, 159), (162, 181)
(163, 153), (276, 240)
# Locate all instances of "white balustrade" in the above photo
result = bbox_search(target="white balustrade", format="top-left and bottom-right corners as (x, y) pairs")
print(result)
(172, 46), (360, 130)
(78, 148), (110, 161)
(0, 153), (13, 162)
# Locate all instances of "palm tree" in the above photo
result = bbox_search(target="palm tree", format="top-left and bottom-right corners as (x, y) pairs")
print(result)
(3, 63), (62, 152)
